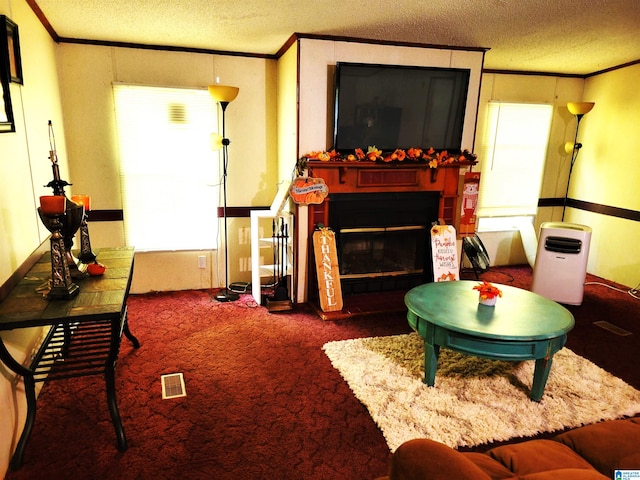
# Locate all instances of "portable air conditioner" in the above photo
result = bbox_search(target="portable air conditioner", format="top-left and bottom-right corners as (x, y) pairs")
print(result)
(531, 222), (592, 305)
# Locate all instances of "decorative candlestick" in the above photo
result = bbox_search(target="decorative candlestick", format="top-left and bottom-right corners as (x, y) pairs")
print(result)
(71, 195), (97, 264)
(38, 196), (80, 300)
(43, 121), (85, 278)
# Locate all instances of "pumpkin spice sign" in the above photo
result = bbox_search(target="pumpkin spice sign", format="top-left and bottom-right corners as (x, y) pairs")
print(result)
(430, 224), (460, 282)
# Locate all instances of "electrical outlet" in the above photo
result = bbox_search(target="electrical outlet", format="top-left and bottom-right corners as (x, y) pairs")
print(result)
(197, 255), (206, 269)
(238, 227), (249, 245)
(238, 257), (250, 272)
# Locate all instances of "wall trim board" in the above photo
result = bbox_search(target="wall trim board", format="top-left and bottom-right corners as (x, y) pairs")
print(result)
(538, 197), (640, 222)
(216, 206), (269, 218)
(87, 210), (124, 222)
(86, 207), (271, 221)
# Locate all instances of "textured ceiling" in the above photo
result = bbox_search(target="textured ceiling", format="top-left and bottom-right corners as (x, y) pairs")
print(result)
(34, 0), (640, 75)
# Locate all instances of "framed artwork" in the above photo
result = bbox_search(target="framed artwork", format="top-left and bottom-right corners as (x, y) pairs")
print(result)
(0, 79), (14, 132)
(0, 16), (18, 133)
(1, 16), (23, 84)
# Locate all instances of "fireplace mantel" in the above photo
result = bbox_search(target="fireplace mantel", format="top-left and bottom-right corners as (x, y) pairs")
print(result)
(305, 160), (475, 226)
(293, 159), (476, 304)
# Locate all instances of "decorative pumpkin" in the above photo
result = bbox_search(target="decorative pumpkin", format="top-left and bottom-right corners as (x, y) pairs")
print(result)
(289, 177), (329, 205)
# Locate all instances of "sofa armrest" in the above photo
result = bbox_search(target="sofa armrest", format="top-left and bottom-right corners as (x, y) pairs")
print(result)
(554, 418), (640, 477)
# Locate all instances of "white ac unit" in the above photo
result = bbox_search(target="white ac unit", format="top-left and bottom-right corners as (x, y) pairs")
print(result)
(531, 222), (592, 305)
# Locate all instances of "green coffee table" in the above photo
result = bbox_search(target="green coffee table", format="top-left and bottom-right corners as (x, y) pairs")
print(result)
(404, 281), (575, 401)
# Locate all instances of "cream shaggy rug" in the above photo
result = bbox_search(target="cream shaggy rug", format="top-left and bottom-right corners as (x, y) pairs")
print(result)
(323, 332), (640, 451)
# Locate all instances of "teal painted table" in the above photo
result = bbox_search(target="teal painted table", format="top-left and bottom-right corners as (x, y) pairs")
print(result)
(404, 281), (575, 401)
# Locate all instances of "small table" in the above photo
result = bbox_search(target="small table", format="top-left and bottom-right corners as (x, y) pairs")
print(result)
(404, 280), (574, 401)
(0, 247), (139, 470)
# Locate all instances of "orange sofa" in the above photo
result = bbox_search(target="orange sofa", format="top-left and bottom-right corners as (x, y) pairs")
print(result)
(379, 417), (640, 480)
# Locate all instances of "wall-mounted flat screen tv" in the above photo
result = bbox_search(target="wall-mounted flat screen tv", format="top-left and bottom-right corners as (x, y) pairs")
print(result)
(333, 62), (470, 152)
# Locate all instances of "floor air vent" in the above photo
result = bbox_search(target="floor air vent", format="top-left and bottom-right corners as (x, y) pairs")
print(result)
(593, 321), (632, 337)
(161, 373), (187, 399)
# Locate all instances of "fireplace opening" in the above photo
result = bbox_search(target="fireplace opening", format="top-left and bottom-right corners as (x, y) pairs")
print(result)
(339, 226), (426, 277)
(327, 191), (439, 294)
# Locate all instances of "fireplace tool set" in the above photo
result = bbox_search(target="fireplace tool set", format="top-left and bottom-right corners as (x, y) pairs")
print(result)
(37, 121), (99, 300)
(265, 216), (292, 312)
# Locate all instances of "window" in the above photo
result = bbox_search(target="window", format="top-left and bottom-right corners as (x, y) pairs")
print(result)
(113, 84), (219, 251)
(476, 102), (553, 231)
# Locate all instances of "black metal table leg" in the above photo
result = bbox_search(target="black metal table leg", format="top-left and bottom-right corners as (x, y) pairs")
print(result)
(122, 319), (140, 349)
(0, 339), (37, 470)
(105, 314), (129, 451)
(105, 362), (127, 451)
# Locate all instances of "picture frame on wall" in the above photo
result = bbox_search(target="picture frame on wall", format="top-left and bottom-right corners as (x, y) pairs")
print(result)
(1, 15), (23, 85)
(0, 16), (18, 133)
(1, 80), (14, 132)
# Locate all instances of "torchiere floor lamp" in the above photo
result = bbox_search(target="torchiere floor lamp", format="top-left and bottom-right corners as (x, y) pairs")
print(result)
(209, 84), (240, 302)
(562, 101), (595, 221)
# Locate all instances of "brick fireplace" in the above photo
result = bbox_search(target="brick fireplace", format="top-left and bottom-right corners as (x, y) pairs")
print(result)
(299, 160), (472, 302)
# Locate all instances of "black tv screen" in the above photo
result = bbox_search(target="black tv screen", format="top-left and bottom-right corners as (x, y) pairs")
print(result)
(333, 62), (470, 152)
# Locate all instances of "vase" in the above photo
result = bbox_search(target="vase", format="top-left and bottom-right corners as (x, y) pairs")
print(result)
(479, 295), (497, 306)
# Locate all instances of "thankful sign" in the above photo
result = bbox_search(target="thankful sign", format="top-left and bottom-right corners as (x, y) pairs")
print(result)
(312, 227), (343, 312)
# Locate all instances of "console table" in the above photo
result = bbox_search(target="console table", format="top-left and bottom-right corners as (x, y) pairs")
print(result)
(0, 247), (139, 470)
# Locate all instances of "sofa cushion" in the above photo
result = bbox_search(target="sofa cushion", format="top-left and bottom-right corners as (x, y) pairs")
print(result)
(389, 439), (496, 480)
(519, 468), (608, 479)
(554, 418), (640, 477)
(462, 452), (518, 479)
(487, 439), (596, 475)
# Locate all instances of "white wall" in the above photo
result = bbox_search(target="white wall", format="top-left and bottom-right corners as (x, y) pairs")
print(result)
(0, 1), (70, 475)
(573, 65), (640, 287)
(473, 74), (586, 266)
(475, 69), (640, 288)
(56, 44), (279, 292)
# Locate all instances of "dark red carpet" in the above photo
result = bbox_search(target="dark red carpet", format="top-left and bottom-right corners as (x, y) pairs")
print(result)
(4, 266), (639, 480)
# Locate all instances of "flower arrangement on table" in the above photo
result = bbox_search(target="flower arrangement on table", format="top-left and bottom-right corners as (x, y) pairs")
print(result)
(473, 281), (503, 306)
(298, 146), (477, 173)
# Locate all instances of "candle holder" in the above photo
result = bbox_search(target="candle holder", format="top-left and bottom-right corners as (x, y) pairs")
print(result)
(42, 131), (85, 278)
(38, 192), (85, 278)
(37, 200), (80, 300)
(77, 213), (96, 264)
(71, 195), (97, 264)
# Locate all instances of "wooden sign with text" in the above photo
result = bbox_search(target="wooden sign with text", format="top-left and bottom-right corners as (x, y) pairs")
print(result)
(312, 228), (343, 312)
(430, 224), (459, 282)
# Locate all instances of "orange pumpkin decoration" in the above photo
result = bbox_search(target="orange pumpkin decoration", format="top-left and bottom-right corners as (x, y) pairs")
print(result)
(289, 177), (329, 205)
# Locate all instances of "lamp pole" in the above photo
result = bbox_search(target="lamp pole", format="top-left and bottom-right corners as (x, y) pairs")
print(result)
(208, 85), (240, 302)
(562, 102), (594, 221)
(562, 115), (583, 221)
(216, 102), (238, 302)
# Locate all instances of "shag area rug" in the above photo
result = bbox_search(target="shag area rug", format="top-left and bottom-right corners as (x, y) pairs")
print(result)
(323, 333), (640, 451)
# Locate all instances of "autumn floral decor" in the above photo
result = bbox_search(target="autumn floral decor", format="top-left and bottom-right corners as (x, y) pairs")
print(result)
(299, 146), (477, 169)
(473, 281), (503, 306)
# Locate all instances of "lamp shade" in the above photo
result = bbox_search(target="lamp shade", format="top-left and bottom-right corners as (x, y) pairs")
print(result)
(208, 85), (239, 103)
(567, 102), (595, 116)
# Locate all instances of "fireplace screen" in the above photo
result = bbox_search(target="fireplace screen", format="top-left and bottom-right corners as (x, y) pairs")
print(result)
(338, 226), (426, 278)
(326, 191), (439, 293)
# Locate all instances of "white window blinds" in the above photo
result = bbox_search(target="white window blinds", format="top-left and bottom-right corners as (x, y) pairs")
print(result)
(113, 84), (219, 251)
(476, 102), (553, 218)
